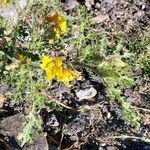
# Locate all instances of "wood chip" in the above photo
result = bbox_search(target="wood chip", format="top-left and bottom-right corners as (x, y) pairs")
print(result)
(0, 94), (5, 108)
(92, 14), (109, 24)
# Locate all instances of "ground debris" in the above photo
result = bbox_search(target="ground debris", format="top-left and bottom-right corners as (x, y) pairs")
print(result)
(78, 0), (150, 32)
(91, 14), (109, 24)
(0, 114), (49, 150)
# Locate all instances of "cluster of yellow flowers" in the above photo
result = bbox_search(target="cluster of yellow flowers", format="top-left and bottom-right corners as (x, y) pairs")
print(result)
(13, 11), (80, 87)
(40, 12), (81, 86)
(47, 12), (67, 43)
(40, 55), (81, 87)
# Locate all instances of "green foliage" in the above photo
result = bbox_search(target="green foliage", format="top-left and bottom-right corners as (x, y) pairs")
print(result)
(114, 29), (150, 74)
(133, 32), (150, 74)
(71, 6), (140, 127)
(0, 1), (67, 145)
(79, 59), (140, 128)
(69, 5), (92, 56)
(120, 99), (140, 128)
(4, 62), (48, 107)
(100, 63), (140, 128)
(18, 106), (43, 146)
(0, 1), (149, 145)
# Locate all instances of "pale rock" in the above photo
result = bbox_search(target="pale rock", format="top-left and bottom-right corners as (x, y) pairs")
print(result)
(0, 7), (18, 25)
(76, 87), (97, 100)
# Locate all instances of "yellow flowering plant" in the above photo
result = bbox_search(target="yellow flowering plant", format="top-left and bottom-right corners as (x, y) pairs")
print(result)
(47, 12), (67, 43)
(40, 55), (81, 87)
(40, 55), (64, 80)
(57, 69), (81, 86)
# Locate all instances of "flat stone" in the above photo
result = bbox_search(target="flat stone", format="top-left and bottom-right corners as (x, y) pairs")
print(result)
(76, 87), (97, 100)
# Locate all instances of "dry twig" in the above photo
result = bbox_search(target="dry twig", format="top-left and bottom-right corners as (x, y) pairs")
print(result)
(41, 90), (79, 112)
(110, 135), (150, 143)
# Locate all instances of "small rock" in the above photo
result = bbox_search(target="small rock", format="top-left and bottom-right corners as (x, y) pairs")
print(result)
(101, 143), (106, 146)
(63, 0), (78, 10)
(0, 7), (18, 25)
(76, 87), (97, 100)
(16, 0), (28, 10)
(142, 5), (146, 10)
(85, 0), (94, 10)
(64, 113), (90, 136)
(0, 113), (24, 137)
(46, 114), (59, 128)
(144, 145), (150, 150)
(107, 112), (111, 119)
(23, 133), (48, 150)
(95, 2), (101, 9)
(0, 85), (9, 94)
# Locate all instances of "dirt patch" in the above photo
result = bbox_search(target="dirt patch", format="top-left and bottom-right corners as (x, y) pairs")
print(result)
(0, 0), (150, 149)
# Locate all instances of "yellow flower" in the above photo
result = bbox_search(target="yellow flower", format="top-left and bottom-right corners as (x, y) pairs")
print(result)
(40, 55), (54, 70)
(48, 12), (67, 33)
(58, 69), (81, 87)
(40, 55), (64, 80)
(40, 55), (81, 86)
(47, 12), (67, 43)
(52, 57), (63, 77)
(45, 69), (54, 80)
